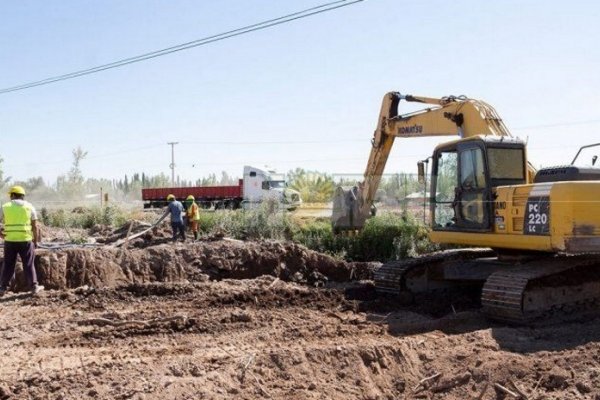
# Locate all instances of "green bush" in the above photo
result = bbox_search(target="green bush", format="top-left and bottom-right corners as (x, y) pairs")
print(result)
(41, 205), (128, 229)
(41, 203), (437, 262)
(292, 212), (437, 262)
(198, 202), (295, 241)
(358, 212), (419, 260)
(292, 219), (334, 253)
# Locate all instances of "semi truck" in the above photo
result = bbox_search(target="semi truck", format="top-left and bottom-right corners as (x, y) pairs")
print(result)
(142, 166), (302, 210)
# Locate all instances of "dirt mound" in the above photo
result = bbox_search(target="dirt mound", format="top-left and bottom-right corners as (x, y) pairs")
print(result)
(1, 277), (599, 399)
(4, 239), (377, 292)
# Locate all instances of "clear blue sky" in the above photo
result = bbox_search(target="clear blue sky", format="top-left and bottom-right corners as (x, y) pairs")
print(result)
(1, 0), (599, 183)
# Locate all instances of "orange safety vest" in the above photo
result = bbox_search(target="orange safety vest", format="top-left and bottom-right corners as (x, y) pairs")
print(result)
(187, 202), (200, 221)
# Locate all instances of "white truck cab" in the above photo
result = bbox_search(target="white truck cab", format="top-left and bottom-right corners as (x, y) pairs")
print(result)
(243, 166), (302, 210)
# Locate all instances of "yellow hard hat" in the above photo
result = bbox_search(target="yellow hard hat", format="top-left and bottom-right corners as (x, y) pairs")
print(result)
(8, 185), (26, 196)
(186, 195), (195, 201)
(166, 194), (175, 201)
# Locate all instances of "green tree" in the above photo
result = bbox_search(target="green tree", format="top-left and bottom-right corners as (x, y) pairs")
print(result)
(57, 146), (88, 197)
(9, 176), (57, 202)
(288, 168), (335, 203)
(68, 146), (88, 186)
(196, 173), (217, 186)
(220, 171), (236, 185)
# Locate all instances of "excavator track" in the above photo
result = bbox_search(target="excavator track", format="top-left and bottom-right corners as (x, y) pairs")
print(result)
(375, 250), (600, 325)
(482, 255), (600, 324)
(374, 248), (495, 295)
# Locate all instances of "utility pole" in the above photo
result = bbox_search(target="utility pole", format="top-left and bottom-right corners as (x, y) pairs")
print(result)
(167, 142), (178, 186)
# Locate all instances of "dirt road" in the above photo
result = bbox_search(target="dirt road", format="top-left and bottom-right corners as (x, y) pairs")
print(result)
(0, 237), (598, 399)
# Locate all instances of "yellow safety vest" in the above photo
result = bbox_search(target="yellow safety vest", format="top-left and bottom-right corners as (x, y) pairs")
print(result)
(2, 201), (33, 242)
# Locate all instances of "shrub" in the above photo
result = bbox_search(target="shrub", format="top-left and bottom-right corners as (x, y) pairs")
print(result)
(198, 202), (295, 241)
(292, 212), (437, 262)
(41, 203), (437, 262)
(41, 205), (129, 229)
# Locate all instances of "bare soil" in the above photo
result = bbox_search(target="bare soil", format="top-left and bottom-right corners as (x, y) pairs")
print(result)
(26, 239), (375, 292)
(0, 231), (599, 399)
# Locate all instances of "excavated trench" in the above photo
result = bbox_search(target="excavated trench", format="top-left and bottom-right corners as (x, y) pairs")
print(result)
(2, 239), (378, 292)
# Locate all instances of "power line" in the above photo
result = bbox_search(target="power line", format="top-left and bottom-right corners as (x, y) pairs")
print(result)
(0, 0), (363, 95)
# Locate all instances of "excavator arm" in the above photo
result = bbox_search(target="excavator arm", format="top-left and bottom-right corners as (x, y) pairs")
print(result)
(332, 91), (525, 231)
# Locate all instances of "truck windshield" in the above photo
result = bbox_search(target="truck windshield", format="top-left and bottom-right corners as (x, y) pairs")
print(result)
(269, 181), (285, 189)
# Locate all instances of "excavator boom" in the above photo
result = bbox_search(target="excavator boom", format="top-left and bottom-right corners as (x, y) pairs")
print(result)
(332, 92), (527, 231)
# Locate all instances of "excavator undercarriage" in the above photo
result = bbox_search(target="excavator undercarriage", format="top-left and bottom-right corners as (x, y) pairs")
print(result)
(374, 249), (600, 324)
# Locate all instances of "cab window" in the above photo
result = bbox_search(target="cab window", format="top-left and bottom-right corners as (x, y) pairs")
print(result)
(433, 150), (458, 227)
(459, 147), (486, 225)
(487, 147), (525, 180)
(460, 148), (486, 188)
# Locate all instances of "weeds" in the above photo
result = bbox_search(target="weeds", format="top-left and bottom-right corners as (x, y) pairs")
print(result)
(41, 205), (129, 229)
(292, 211), (437, 262)
(199, 201), (295, 241)
(41, 202), (437, 262)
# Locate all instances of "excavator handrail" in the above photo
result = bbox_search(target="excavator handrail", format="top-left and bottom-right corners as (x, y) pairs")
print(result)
(571, 142), (600, 165)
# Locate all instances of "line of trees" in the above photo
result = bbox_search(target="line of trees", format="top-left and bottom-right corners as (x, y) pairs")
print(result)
(0, 148), (426, 205)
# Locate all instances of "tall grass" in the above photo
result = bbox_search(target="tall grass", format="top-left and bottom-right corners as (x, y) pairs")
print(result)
(41, 202), (436, 262)
(292, 211), (437, 262)
(198, 202), (295, 240)
(40, 205), (130, 229)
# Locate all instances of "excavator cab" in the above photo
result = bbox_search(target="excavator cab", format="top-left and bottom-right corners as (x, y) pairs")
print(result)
(430, 136), (527, 232)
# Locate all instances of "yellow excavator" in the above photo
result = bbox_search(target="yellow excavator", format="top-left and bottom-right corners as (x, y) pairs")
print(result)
(332, 92), (600, 323)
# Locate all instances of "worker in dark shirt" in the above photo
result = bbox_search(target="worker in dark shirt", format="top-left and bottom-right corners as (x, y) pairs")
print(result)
(165, 194), (186, 242)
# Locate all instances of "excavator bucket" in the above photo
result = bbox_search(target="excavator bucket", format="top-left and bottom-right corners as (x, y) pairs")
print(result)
(331, 186), (368, 232)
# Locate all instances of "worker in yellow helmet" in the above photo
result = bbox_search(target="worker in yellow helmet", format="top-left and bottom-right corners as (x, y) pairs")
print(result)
(0, 186), (44, 296)
(185, 195), (201, 240)
(164, 194), (185, 242)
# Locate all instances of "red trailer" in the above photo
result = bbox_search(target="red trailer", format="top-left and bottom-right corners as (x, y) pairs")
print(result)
(142, 179), (244, 209)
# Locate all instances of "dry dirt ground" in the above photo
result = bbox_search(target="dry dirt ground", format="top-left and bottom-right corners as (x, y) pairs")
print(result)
(0, 227), (599, 399)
